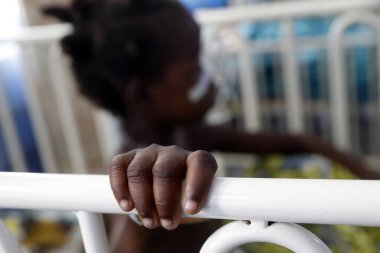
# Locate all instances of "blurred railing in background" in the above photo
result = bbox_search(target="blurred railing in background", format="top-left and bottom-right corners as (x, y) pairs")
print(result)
(198, 0), (380, 158)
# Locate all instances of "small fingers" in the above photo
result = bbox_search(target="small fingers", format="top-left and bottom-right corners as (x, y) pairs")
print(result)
(183, 150), (217, 215)
(109, 145), (218, 231)
(127, 145), (160, 229)
(108, 151), (136, 212)
(153, 146), (188, 230)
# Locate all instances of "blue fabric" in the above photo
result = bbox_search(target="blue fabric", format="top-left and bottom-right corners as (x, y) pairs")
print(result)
(180, 0), (228, 12)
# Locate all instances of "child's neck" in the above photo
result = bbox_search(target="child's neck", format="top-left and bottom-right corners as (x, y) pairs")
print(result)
(123, 119), (177, 148)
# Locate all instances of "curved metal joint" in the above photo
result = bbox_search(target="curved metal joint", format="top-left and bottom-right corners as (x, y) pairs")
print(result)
(200, 221), (332, 253)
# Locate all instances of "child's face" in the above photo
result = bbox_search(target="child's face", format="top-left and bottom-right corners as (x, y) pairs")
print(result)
(147, 53), (217, 124)
(140, 12), (216, 124)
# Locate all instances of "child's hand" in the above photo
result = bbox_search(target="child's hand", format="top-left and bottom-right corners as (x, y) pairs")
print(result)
(108, 144), (217, 230)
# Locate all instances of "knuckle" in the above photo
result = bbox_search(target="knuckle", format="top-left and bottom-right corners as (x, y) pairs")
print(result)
(166, 145), (182, 152)
(147, 143), (160, 150)
(152, 164), (178, 180)
(191, 150), (217, 171)
(158, 145), (184, 155)
(108, 164), (121, 177)
(127, 165), (148, 183)
(109, 154), (125, 168)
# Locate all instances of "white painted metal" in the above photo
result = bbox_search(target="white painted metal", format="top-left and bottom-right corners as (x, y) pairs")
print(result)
(0, 23), (70, 175)
(48, 43), (87, 174)
(2, 0), (379, 45)
(282, 18), (304, 133)
(92, 111), (122, 165)
(0, 24), (71, 44)
(195, 0), (380, 25)
(75, 212), (109, 253)
(0, 219), (23, 253)
(200, 221), (332, 253)
(0, 79), (27, 172)
(238, 42), (261, 131)
(19, 46), (59, 173)
(0, 173), (379, 227)
(328, 11), (380, 150)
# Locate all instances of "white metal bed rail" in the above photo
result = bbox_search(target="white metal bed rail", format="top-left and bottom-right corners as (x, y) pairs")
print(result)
(0, 172), (379, 252)
(198, 0), (380, 156)
(195, 0), (380, 24)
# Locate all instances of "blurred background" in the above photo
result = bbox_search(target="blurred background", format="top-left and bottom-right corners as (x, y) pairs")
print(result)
(1, 0), (380, 252)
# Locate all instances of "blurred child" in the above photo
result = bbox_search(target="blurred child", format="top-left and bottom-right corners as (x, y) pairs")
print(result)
(44, 0), (380, 252)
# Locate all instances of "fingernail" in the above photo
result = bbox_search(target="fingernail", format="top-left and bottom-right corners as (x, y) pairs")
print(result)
(142, 218), (156, 229)
(119, 199), (131, 211)
(184, 200), (199, 213)
(161, 219), (177, 230)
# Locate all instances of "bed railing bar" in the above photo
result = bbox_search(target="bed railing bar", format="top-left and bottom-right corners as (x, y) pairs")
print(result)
(0, 23), (72, 44)
(328, 11), (380, 150)
(92, 111), (121, 166)
(195, 0), (380, 25)
(282, 18), (304, 133)
(19, 47), (59, 173)
(75, 212), (110, 253)
(48, 43), (87, 174)
(0, 172), (379, 227)
(238, 41), (261, 131)
(0, 81), (27, 172)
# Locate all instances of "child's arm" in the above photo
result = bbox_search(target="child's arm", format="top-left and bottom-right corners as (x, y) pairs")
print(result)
(188, 124), (380, 179)
(108, 144), (217, 230)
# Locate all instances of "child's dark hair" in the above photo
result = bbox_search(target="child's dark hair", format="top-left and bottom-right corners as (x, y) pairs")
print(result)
(44, 0), (199, 116)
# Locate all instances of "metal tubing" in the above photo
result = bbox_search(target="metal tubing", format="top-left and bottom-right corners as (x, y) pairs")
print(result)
(48, 43), (87, 174)
(0, 79), (27, 172)
(0, 219), (23, 253)
(328, 11), (380, 150)
(195, 0), (380, 25)
(0, 24), (72, 44)
(19, 46), (59, 173)
(282, 18), (304, 133)
(92, 110), (122, 166)
(0, 173), (379, 227)
(75, 212), (109, 253)
(200, 221), (332, 253)
(238, 42), (261, 131)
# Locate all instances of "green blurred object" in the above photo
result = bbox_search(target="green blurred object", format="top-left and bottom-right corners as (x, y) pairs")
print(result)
(239, 155), (380, 253)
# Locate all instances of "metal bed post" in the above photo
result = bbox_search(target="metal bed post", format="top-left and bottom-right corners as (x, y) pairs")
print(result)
(282, 17), (304, 133)
(75, 212), (110, 253)
(47, 42), (88, 174)
(238, 40), (261, 131)
(0, 78), (27, 172)
(328, 11), (380, 150)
